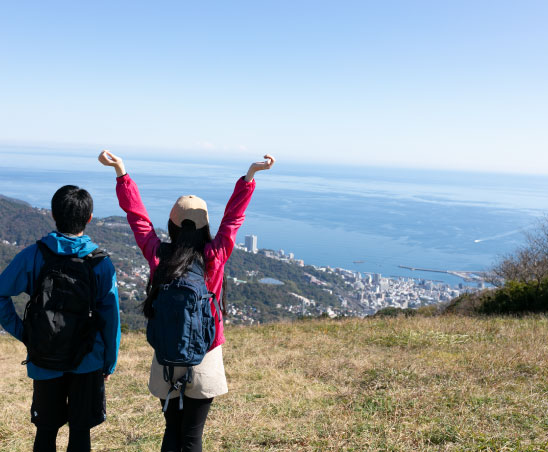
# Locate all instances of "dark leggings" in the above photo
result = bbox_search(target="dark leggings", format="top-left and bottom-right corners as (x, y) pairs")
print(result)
(160, 396), (213, 452)
(34, 427), (91, 452)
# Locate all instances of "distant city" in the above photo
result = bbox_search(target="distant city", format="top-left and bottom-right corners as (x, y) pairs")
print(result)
(236, 234), (482, 317)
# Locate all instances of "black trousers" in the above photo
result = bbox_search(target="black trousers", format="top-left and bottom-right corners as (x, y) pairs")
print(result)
(160, 396), (213, 452)
(31, 370), (105, 452)
(34, 427), (90, 452)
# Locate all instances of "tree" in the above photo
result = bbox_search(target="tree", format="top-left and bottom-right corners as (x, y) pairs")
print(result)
(490, 217), (548, 289)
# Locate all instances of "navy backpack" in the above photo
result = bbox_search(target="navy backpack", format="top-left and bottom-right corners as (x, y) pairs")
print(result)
(146, 262), (220, 411)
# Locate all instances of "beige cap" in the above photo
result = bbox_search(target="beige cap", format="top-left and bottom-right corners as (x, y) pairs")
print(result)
(169, 195), (209, 229)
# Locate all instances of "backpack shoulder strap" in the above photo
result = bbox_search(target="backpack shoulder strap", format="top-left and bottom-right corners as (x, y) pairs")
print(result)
(203, 292), (221, 323)
(37, 241), (108, 268)
(35, 240), (65, 277)
(36, 240), (65, 265)
(83, 249), (109, 312)
(85, 248), (109, 268)
(32, 240), (70, 300)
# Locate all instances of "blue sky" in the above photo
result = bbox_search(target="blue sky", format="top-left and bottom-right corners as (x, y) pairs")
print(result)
(0, 1), (547, 173)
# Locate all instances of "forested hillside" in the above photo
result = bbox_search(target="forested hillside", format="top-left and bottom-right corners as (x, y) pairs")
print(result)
(0, 194), (347, 329)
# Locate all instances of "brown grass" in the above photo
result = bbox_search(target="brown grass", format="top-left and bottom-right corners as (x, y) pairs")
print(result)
(2, 315), (548, 451)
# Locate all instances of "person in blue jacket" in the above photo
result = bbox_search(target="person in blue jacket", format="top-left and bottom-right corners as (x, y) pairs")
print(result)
(0, 185), (121, 452)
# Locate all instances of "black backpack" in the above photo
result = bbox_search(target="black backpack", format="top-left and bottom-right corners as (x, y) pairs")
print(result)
(22, 241), (108, 370)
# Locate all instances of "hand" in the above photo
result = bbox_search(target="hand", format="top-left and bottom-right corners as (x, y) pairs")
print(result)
(103, 374), (111, 382)
(245, 154), (276, 182)
(98, 150), (126, 177)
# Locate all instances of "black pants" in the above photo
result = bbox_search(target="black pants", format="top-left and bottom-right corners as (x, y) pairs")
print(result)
(34, 427), (90, 452)
(160, 396), (213, 452)
(31, 370), (106, 452)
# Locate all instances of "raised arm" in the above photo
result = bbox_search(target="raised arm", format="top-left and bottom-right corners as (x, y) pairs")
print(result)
(98, 151), (160, 271)
(208, 155), (276, 264)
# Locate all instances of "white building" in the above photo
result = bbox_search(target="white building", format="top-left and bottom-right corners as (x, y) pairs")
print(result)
(245, 235), (258, 253)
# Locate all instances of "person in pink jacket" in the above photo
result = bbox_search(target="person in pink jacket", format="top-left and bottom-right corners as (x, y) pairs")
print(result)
(98, 150), (275, 452)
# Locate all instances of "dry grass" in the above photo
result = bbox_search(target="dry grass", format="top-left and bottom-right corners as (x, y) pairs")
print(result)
(2, 315), (548, 451)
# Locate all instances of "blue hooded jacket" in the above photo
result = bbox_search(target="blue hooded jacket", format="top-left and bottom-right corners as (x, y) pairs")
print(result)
(0, 232), (121, 380)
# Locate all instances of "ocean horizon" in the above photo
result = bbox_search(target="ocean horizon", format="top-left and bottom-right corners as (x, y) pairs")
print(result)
(1, 146), (547, 286)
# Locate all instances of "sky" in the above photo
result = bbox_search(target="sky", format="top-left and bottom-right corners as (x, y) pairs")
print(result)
(0, 1), (547, 173)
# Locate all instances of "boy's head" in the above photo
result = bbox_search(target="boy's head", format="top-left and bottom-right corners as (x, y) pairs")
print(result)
(51, 185), (93, 234)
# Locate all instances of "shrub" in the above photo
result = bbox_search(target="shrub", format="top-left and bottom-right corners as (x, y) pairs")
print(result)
(444, 278), (548, 316)
(479, 279), (548, 315)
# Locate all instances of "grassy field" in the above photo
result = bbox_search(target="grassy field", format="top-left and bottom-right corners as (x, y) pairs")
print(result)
(1, 315), (548, 451)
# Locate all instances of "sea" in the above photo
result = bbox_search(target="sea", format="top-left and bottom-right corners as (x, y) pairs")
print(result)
(1, 146), (548, 286)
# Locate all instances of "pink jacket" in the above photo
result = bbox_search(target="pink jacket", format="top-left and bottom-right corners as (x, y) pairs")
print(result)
(115, 173), (256, 349)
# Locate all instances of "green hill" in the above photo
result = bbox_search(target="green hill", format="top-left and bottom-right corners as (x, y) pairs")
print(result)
(0, 194), (348, 329)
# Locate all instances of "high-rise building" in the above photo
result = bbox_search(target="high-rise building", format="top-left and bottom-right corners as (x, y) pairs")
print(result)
(379, 279), (389, 292)
(245, 235), (258, 253)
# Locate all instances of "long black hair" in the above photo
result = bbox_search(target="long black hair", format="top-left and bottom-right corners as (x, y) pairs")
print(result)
(142, 219), (213, 318)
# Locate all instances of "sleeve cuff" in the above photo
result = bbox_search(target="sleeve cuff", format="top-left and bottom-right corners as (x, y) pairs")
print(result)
(240, 176), (256, 187)
(116, 173), (129, 182)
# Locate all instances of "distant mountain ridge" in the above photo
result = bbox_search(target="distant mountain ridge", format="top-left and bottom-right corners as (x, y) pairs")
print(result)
(0, 195), (52, 246)
(0, 194), (31, 206)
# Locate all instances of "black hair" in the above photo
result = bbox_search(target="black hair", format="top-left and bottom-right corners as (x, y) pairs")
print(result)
(142, 219), (213, 318)
(51, 185), (93, 234)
